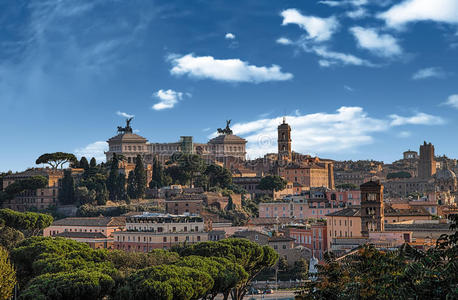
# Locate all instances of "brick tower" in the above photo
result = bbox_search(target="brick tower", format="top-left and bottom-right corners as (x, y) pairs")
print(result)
(418, 141), (436, 179)
(360, 180), (384, 237)
(278, 117), (292, 161)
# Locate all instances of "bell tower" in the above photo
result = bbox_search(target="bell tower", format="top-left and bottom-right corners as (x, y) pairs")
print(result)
(278, 117), (292, 161)
(360, 180), (384, 237)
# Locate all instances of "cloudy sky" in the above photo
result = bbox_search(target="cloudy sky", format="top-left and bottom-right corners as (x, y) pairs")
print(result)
(1, 0), (458, 171)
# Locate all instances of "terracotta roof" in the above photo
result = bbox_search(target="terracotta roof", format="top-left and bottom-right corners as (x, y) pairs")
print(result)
(268, 236), (295, 242)
(384, 205), (431, 217)
(326, 207), (361, 217)
(51, 217), (125, 227)
(232, 230), (269, 238)
(327, 205), (432, 218)
(54, 231), (108, 239)
(248, 217), (296, 225)
(385, 223), (451, 231)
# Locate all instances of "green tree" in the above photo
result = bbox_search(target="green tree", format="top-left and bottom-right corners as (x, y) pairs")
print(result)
(205, 165), (233, 189)
(10, 236), (111, 288)
(168, 153), (206, 186)
(0, 225), (24, 250)
(89, 157), (97, 168)
(150, 157), (165, 188)
(106, 154), (126, 201)
(292, 258), (308, 280)
(107, 249), (179, 277)
(116, 173), (127, 201)
(59, 169), (75, 205)
(297, 215), (458, 300)
(133, 155), (146, 199)
(127, 171), (136, 200)
(258, 175), (287, 192)
(165, 166), (189, 185)
(75, 186), (96, 205)
(79, 157), (89, 170)
(175, 238), (278, 300)
(19, 270), (115, 300)
(107, 154), (119, 201)
(4, 176), (48, 196)
(226, 196), (234, 211)
(175, 255), (248, 300)
(95, 182), (108, 205)
(278, 256), (288, 272)
(116, 264), (213, 300)
(0, 246), (16, 300)
(35, 152), (78, 169)
(0, 209), (53, 237)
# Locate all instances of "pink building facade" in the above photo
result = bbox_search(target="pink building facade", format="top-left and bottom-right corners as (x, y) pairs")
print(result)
(284, 223), (328, 260)
(259, 190), (360, 219)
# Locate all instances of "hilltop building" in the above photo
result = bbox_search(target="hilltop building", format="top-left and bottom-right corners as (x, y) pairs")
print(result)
(1, 168), (63, 211)
(113, 213), (207, 251)
(105, 119), (246, 167)
(43, 216), (126, 249)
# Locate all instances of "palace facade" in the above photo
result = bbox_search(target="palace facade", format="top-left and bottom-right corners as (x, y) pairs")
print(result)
(105, 119), (246, 167)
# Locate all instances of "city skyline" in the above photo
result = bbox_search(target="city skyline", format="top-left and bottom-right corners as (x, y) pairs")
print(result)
(1, 0), (458, 171)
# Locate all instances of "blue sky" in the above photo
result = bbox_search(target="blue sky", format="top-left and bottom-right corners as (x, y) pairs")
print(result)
(1, 0), (458, 172)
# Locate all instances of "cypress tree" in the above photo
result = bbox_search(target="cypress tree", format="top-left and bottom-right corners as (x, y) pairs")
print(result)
(150, 157), (163, 188)
(59, 169), (75, 205)
(106, 154), (119, 201)
(95, 182), (108, 205)
(134, 155), (146, 199)
(79, 157), (89, 170)
(89, 157), (97, 168)
(116, 172), (126, 201)
(127, 171), (136, 199)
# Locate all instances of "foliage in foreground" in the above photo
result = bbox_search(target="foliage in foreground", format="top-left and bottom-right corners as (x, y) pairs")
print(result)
(297, 215), (458, 299)
(9, 236), (276, 300)
(0, 246), (16, 300)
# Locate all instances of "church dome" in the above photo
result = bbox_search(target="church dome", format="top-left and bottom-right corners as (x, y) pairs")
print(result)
(435, 167), (456, 180)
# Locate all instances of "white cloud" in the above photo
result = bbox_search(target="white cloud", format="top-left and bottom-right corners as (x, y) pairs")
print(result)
(346, 8), (369, 19)
(225, 33), (235, 39)
(318, 60), (334, 67)
(412, 67), (447, 80)
(389, 112), (445, 126)
(344, 85), (354, 91)
(152, 89), (189, 110)
(217, 107), (443, 158)
(277, 37), (374, 67)
(281, 9), (339, 42)
(398, 131), (412, 138)
(312, 46), (375, 67)
(442, 94), (458, 109)
(350, 27), (402, 57)
(116, 111), (134, 118)
(276, 37), (293, 45)
(378, 0), (458, 28)
(74, 141), (108, 162)
(168, 53), (293, 83)
(319, 0), (368, 7)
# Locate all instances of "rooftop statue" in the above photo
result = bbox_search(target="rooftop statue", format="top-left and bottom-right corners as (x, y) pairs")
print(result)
(217, 119), (233, 135)
(117, 117), (134, 134)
